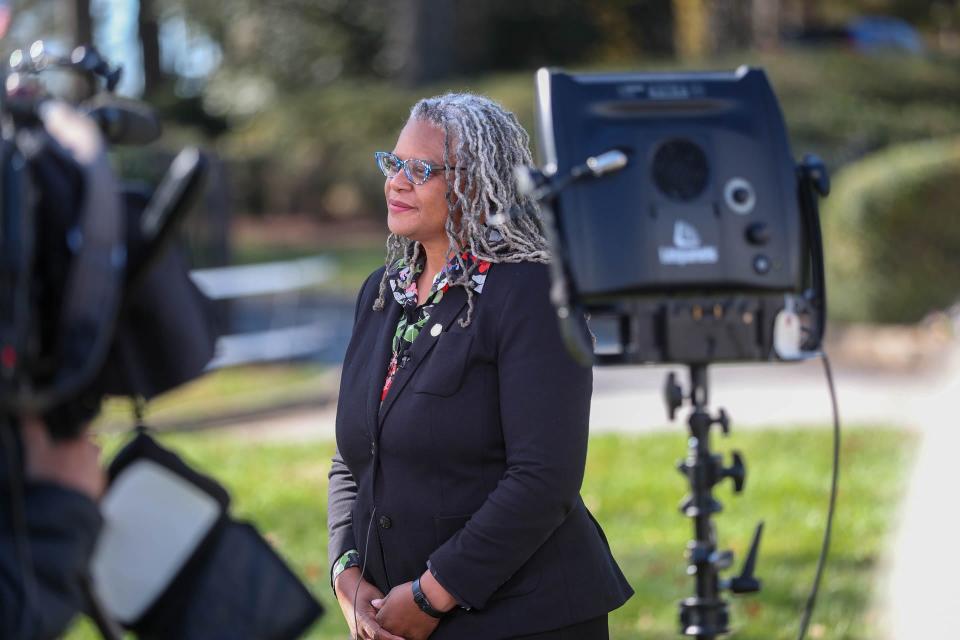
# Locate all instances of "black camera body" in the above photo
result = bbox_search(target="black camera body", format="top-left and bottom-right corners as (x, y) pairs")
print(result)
(0, 43), (213, 438)
(533, 67), (826, 365)
(0, 44), (322, 640)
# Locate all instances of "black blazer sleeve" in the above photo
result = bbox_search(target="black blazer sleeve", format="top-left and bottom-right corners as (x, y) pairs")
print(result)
(427, 265), (593, 610)
(0, 479), (102, 639)
(326, 446), (357, 579)
(326, 269), (381, 576)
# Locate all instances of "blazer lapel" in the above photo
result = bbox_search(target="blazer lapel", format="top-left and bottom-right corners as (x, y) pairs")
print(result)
(377, 285), (469, 427)
(366, 298), (402, 440)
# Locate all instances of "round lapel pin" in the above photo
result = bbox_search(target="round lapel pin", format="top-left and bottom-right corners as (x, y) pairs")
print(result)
(430, 323), (442, 337)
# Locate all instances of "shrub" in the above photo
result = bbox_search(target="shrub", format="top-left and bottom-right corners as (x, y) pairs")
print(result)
(211, 50), (960, 220)
(824, 136), (960, 323)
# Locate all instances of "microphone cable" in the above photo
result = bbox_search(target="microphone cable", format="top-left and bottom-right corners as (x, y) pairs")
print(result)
(796, 351), (841, 640)
(353, 504), (377, 638)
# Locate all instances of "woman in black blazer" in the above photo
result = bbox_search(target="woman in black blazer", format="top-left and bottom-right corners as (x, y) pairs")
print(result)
(327, 93), (633, 640)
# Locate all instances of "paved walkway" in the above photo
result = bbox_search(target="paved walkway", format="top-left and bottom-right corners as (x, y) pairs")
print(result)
(220, 356), (935, 442)
(875, 343), (960, 640)
(218, 345), (959, 640)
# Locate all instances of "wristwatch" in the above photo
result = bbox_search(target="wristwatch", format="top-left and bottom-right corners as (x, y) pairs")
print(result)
(412, 578), (446, 618)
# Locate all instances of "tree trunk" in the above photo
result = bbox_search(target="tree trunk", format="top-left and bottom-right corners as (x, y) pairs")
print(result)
(752, 0), (781, 50)
(382, 0), (457, 86)
(60, 0), (92, 99)
(138, 0), (163, 97)
(73, 0), (92, 46)
(672, 0), (710, 59)
(708, 0), (753, 53)
(632, 0), (676, 56)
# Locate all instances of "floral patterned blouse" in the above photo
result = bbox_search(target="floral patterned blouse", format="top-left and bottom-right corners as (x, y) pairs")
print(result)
(381, 251), (490, 401)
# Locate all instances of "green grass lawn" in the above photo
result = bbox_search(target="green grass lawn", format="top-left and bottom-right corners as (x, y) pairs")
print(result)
(67, 427), (915, 639)
(93, 363), (338, 432)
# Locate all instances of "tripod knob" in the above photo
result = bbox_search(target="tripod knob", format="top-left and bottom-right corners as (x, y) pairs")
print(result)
(664, 372), (684, 421)
(710, 549), (734, 571)
(712, 408), (730, 435)
(723, 451), (746, 493)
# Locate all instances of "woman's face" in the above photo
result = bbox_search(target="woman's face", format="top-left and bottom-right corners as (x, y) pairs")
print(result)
(384, 118), (451, 251)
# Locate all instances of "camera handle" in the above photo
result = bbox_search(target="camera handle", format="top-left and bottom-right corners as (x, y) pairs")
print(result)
(796, 154), (829, 353)
(665, 365), (763, 638)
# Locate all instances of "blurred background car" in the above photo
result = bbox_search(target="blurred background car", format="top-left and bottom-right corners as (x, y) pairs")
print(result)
(787, 14), (926, 54)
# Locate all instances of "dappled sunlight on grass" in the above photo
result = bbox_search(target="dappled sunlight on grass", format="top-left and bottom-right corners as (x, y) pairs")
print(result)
(68, 427), (915, 639)
(93, 364), (337, 432)
(591, 428), (916, 639)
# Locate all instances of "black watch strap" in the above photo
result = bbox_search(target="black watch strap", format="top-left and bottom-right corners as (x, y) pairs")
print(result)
(412, 578), (446, 619)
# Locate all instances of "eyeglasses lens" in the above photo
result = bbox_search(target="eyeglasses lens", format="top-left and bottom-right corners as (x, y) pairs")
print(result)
(378, 153), (401, 178)
(407, 159), (429, 184)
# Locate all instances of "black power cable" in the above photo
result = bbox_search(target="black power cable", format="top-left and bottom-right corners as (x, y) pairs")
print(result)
(796, 352), (841, 640)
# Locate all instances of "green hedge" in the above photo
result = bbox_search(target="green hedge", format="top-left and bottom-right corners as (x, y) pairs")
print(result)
(218, 74), (536, 218)
(824, 136), (960, 323)
(211, 50), (960, 220)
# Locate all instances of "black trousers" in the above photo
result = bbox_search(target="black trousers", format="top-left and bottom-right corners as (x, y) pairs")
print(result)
(509, 615), (609, 639)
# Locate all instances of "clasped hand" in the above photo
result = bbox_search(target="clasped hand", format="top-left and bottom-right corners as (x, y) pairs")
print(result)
(372, 581), (440, 640)
(336, 570), (439, 640)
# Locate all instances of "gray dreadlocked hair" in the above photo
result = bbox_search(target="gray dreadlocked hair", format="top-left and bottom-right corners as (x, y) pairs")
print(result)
(373, 92), (550, 326)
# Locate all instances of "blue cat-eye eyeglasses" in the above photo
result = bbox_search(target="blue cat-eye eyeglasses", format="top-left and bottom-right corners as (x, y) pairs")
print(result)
(375, 151), (464, 185)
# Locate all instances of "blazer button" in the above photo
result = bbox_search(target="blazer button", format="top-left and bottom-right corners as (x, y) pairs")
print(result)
(378, 515), (392, 529)
(370, 441), (376, 456)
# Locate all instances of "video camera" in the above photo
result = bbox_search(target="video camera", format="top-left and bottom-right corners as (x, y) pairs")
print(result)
(0, 42), (322, 639)
(0, 41), (213, 438)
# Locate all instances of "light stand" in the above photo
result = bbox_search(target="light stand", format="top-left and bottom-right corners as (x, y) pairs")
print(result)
(665, 365), (763, 638)
(525, 66), (834, 640)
